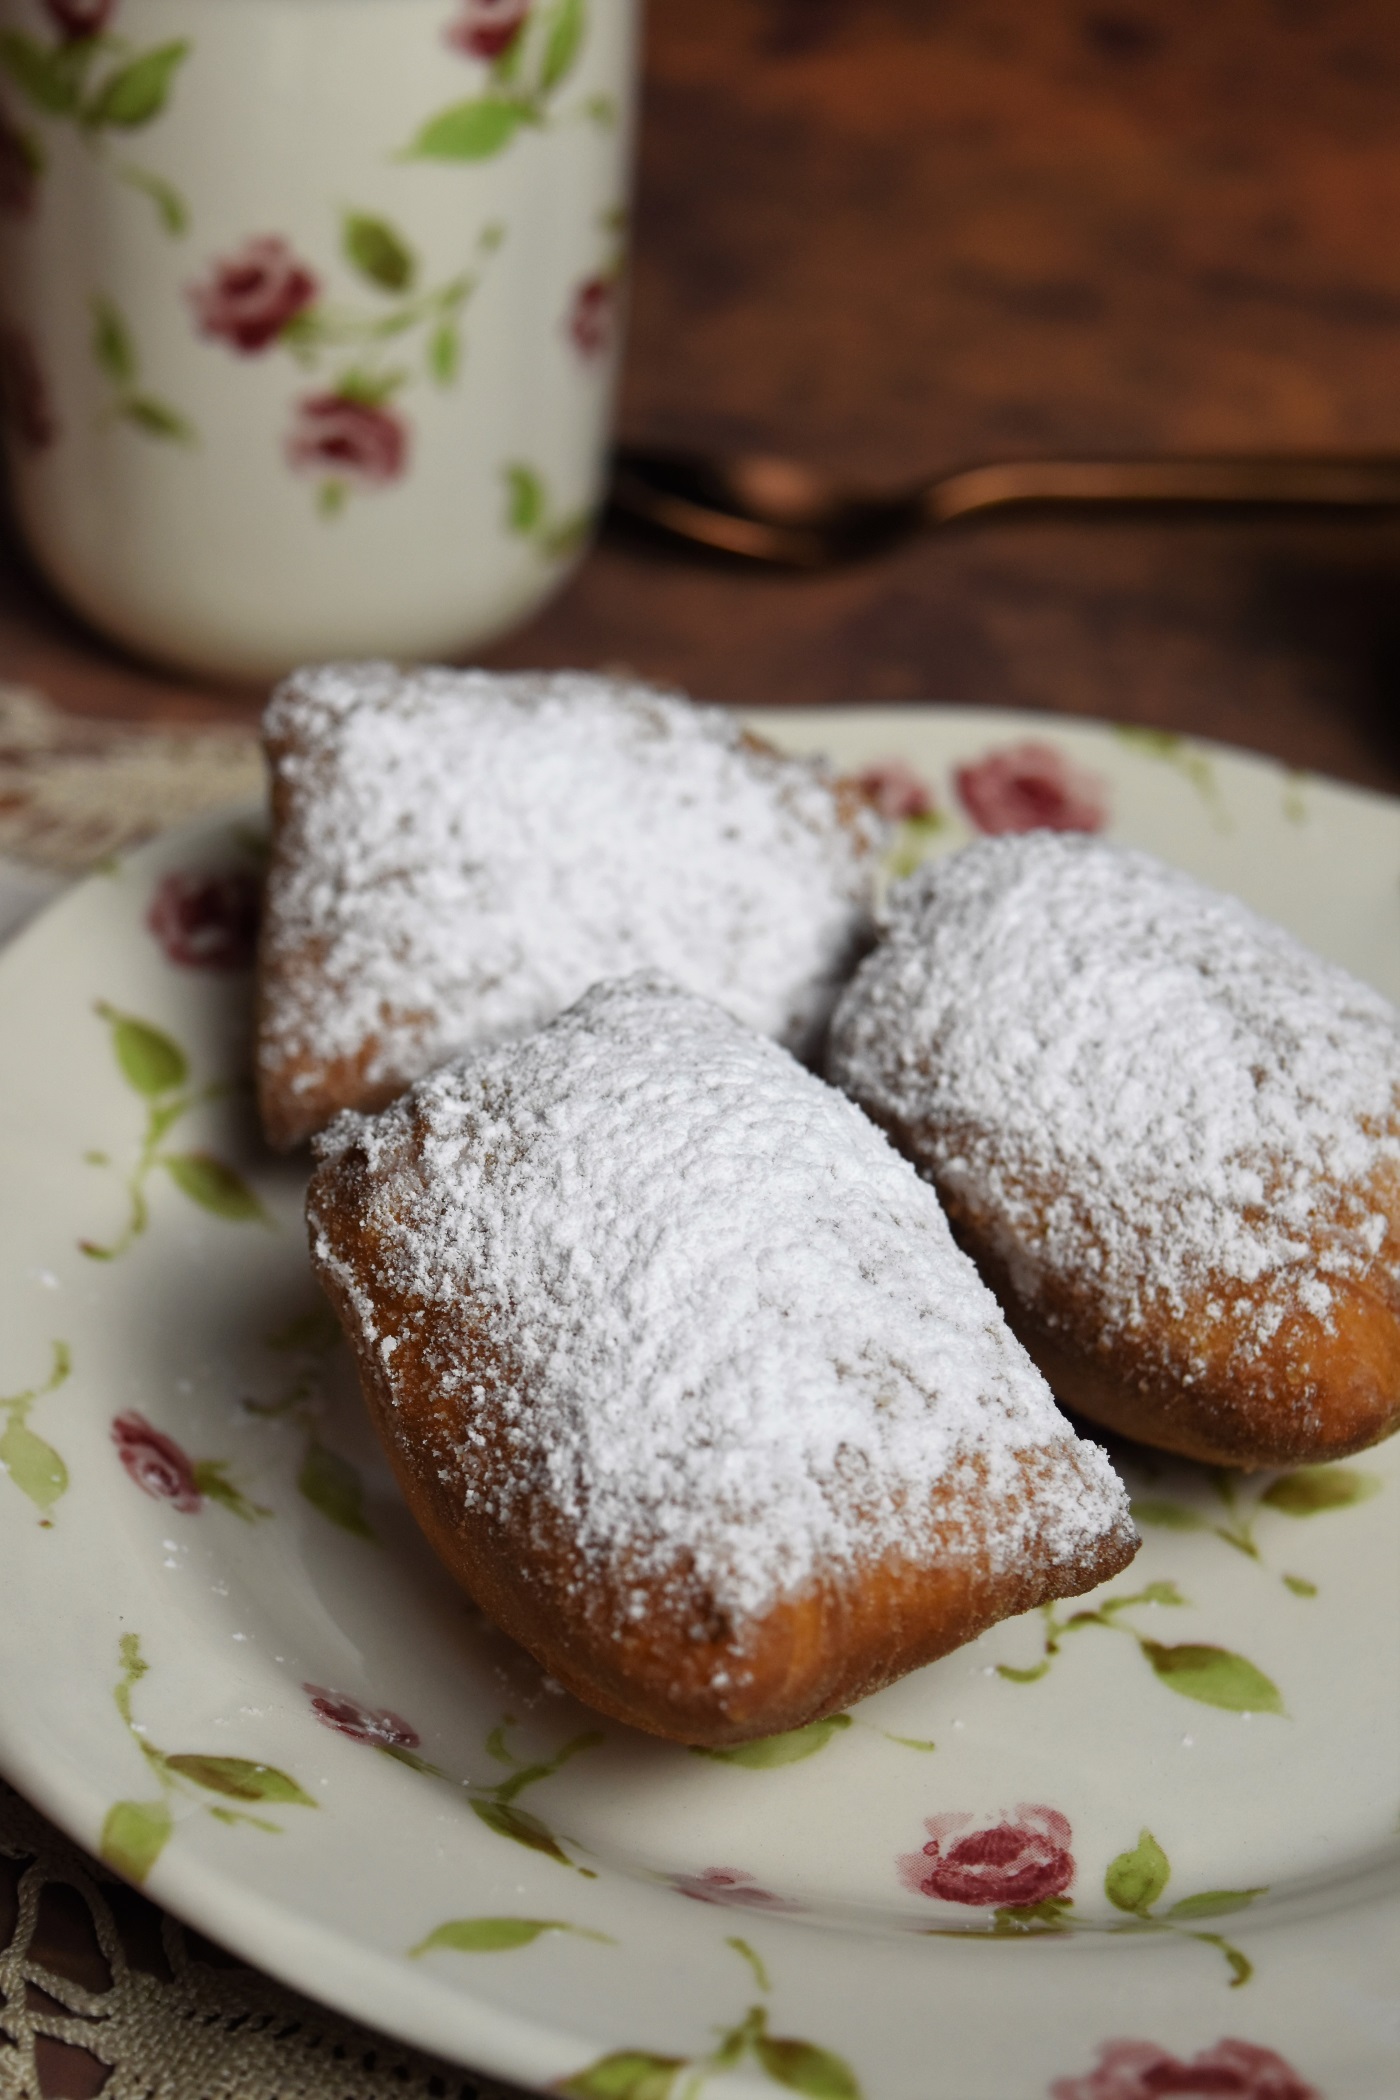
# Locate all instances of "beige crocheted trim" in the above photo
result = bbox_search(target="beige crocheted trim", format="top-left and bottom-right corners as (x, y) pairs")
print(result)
(0, 688), (263, 875)
(0, 1783), (527, 2100)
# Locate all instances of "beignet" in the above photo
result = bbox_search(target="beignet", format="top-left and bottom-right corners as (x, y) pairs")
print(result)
(307, 975), (1136, 1745)
(827, 833), (1400, 1469)
(257, 665), (881, 1148)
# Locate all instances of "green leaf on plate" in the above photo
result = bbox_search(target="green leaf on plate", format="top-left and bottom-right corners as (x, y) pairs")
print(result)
(410, 1916), (608, 1956)
(1188, 1930), (1254, 1988)
(404, 96), (528, 161)
(0, 1416), (68, 1512)
(1167, 1886), (1267, 1920)
(1138, 1640), (1285, 1715)
(754, 2036), (861, 2100)
(471, 1796), (572, 1865)
(101, 1006), (186, 1093)
(504, 462), (544, 533)
(556, 2050), (687, 2100)
(1131, 1498), (1206, 1530)
(84, 41), (189, 130)
(995, 1660), (1050, 1684)
(100, 1797), (172, 1883)
(1260, 1466), (1381, 1517)
(692, 1714), (852, 1769)
(1104, 1829), (1170, 1916)
(539, 0), (587, 92)
(162, 1152), (265, 1222)
(343, 211), (416, 293)
(165, 1754), (316, 1806)
(298, 1439), (375, 1540)
(191, 1460), (268, 1524)
(1282, 1573), (1317, 1598)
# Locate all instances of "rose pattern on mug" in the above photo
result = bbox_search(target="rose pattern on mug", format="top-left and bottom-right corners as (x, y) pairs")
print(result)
(90, 292), (194, 444)
(404, 0), (615, 164)
(0, 0), (191, 232)
(564, 202), (627, 359)
(186, 215), (504, 513)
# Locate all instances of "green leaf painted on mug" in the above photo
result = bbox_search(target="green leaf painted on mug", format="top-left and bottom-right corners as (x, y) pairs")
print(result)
(166, 1754), (316, 1806)
(91, 297), (137, 388)
(120, 396), (196, 443)
(692, 1714), (852, 1768)
(163, 1152), (265, 1222)
(84, 41), (189, 131)
(298, 1439), (375, 1540)
(754, 2036), (862, 2100)
(504, 462), (545, 534)
(428, 319), (460, 385)
(556, 2052), (687, 2100)
(540, 0), (587, 92)
(1260, 1466), (1381, 1517)
(117, 163), (188, 236)
(343, 212), (417, 294)
(1104, 1829), (1170, 1916)
(101, 1007), (185, 1093)
(1139, 1640), (1285, 1715)
(100, 1797), (172, 1884)
(405, 96), (528, 162)
(0, 30), (81, 115)
(0, 1416), (68, 1513)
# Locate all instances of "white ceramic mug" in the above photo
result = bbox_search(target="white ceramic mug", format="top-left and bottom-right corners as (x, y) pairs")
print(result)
(0, 0), (636, 678)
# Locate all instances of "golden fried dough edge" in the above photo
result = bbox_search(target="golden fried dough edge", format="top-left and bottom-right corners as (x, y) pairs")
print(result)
(870, 1110), (1400, 1471)
(307, 1149), (1137, 1747)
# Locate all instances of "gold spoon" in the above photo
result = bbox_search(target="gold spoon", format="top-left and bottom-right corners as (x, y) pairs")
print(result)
(609, 444), (1400, 568)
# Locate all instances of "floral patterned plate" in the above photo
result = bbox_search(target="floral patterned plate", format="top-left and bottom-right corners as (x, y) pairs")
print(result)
(0, 706), (1395, 2100)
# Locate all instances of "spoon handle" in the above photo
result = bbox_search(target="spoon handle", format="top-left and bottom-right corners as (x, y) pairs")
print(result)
(925, 455), (1400, 523)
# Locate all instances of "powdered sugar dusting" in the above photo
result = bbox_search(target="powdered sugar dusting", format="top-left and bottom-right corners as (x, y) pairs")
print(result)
(309, 976), (1130, 1621)
(828, 834), (1400, 1356)
(261, 665), (881, 1096)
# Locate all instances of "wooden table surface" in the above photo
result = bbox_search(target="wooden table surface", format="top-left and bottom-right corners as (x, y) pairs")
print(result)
(5, 0), (1400, 793)
(7, 3), (1400, 2093)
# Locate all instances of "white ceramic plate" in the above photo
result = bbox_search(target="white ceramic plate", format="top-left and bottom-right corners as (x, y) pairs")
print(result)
(0, 706), (1396, 2100)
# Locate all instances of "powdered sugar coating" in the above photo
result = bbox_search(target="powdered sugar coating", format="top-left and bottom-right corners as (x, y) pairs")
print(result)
(309, 976), (1131, 1622)
(261, 664), (881, 1102)
(828, 834), (1400, 1356)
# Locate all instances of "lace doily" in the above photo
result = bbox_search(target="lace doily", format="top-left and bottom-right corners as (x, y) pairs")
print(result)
(0, 1784), (520, 2100)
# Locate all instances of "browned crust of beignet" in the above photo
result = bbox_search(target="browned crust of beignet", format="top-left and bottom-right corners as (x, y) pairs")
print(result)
(897, 1133), (1400, 1471)
(308, 1157), (1137, 1746)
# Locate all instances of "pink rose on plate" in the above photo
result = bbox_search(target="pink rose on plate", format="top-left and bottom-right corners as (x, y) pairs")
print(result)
(954, 741), (1107, 835)
(446, 0), (531, 60)
(147, 870), (260, 971)
(1049, 2037), (1319, 2100)
(305, 1685), (421, 1750)
(188, 236), (318, 355)
(43, 0), (114, 40)
(286, 393), (409, 488)
(0, 329), (56, 451)
(898, 1804), (1074, 1907)
(0, 107), (38, 219)
(112, 1413), (202, 1514)
(853, 759), (934, 822)
(567, 275), (616, 359)
(670, 1868), (796, 1912)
